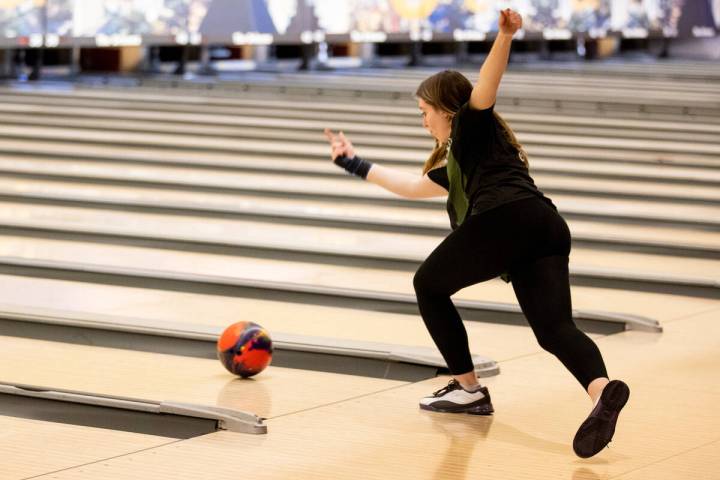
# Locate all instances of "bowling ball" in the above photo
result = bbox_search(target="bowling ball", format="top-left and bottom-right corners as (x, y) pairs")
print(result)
(217, 321), (273, 378)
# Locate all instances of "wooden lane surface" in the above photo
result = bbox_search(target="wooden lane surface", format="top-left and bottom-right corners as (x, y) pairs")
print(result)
(3, 137), (719, 181)
(8, 112), (720, 148)
(1, 203), (720, 280)
(0, 415), (177, 480)
(2, 200), (720, 257)
(34, 306), (720, 480)
(0, 144), (720, 191)
(0, 235), (718, 323)
(0, 91), (420, 125)
(17, 73), (720, 106)
(2, 88), (714, 131)
(6, 72), (719, 107)
(0, 274), (550, 363)
(3, 106), (720, 144)
(613, 442), (720, 479)
(1, 94), (719, 144)
(4, 97), (720, 132)
(331, 65), (720, 88)
(3, 177), (720, 232)
(166, 77), (720, 106)
(0, 138), (332, 173)
(3, 124), (720, 159)
(271, 65), (720, 86)
(3, 156), (720, 204)
(0, 334), (406, 420)
(1, 89), (720, 141)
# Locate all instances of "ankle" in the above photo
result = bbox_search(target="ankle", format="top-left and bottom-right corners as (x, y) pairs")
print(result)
(587, 377), (610, 404)
(453, 372), (480, 391)
(460, 382), (482, 392)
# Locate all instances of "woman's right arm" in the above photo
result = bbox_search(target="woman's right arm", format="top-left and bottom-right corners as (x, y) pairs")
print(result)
(470, 9), (522, 110)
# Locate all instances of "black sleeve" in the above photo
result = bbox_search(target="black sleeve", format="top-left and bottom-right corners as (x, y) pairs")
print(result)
(451, 102), (495, 172)
(426, 166), (449, 191)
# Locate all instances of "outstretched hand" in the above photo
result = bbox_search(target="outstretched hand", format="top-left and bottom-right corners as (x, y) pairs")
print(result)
(498, 8), (522, 35)
(324, 128), (356, 161)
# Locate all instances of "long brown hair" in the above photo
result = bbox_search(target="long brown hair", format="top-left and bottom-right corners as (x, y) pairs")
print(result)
(415, 70), (529, 174)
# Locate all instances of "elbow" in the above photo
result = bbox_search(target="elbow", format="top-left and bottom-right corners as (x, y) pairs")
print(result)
(469, 86), (496, 110)
(399, 190), (421, 200)
(396, 182), (424, 200)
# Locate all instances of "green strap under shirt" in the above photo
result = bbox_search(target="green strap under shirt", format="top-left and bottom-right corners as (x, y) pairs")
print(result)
(445, 138), (512, 284)
(445, 138), (469, 226)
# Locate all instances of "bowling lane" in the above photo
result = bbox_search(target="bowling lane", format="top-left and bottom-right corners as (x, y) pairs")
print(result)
(0, 201), (435, 261)
(31, 309), (720, 480)
(1, 202), (720, 277)
(3, 156), (720, 204)
(0, 106), (424, 138)
(3, 176), (720, 232)
(5, 71), (719, 105)
(3, 76), (712, 113)
(0, 91), (419, 127)
(0, 274), (550, 362)
(7, 97), (720, 132)
(0, 177), (449, 229)
(3, 123), (720, 160)
(0, 415), (176, 480)
(0, 139), (331, 173)
(0, 235), (718, 323)
(3, 107), (720, 144)
(3, 136), (720, 183)
(7, 172), (720, 231)
(3, 95), (720, 147)
(0, 334), (406, 420)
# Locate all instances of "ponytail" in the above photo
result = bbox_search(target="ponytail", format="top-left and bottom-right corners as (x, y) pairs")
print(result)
(422, 140), (449, 175)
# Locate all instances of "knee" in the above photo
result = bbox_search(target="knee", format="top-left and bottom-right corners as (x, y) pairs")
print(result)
(535, 326), (573, 354)
(536, 333), (558, 354)
(413, 264), (443, 297)
(413, 267), (430, 295)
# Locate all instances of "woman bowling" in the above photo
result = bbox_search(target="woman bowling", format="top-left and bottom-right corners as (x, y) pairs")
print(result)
(324, 9), (629, 459)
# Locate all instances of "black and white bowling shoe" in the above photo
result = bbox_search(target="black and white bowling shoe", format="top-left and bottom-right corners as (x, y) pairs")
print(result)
(419, 379), (494, 415)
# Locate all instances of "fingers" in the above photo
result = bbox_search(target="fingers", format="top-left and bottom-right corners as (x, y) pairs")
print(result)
(324, 128), (336, 143)
(325, 128), (350, 148)
(326, 128), (354, 161)
(331, 131), (351, 149)
(507, 9), (521, 24)
(325, 128), (339, 160)
(326, 130), (347, 160)
(499, 8), (522, 31)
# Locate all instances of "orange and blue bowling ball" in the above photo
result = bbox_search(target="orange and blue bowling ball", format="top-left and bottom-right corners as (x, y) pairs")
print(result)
(217, 321), (273, 377)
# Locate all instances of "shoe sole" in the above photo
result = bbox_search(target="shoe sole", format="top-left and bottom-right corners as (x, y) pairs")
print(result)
(419, 403), (494, 415)
(573, 380), (630, 458)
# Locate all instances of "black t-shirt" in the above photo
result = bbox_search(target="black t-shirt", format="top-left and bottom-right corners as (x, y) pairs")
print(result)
(428, 102), (555, 230)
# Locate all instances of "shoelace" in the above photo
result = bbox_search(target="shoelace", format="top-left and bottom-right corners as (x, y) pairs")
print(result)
(432, 379), (461, 397)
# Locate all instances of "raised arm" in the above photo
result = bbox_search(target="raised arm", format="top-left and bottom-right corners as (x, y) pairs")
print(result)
(324, 129), (446, 199)
(470, 9), (523, 110)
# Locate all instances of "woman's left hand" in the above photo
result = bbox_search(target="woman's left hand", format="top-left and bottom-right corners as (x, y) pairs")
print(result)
(498, 8), (522, 36)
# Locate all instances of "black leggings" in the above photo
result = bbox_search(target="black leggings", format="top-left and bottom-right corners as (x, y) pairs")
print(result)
(413, 196), (608, 390)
